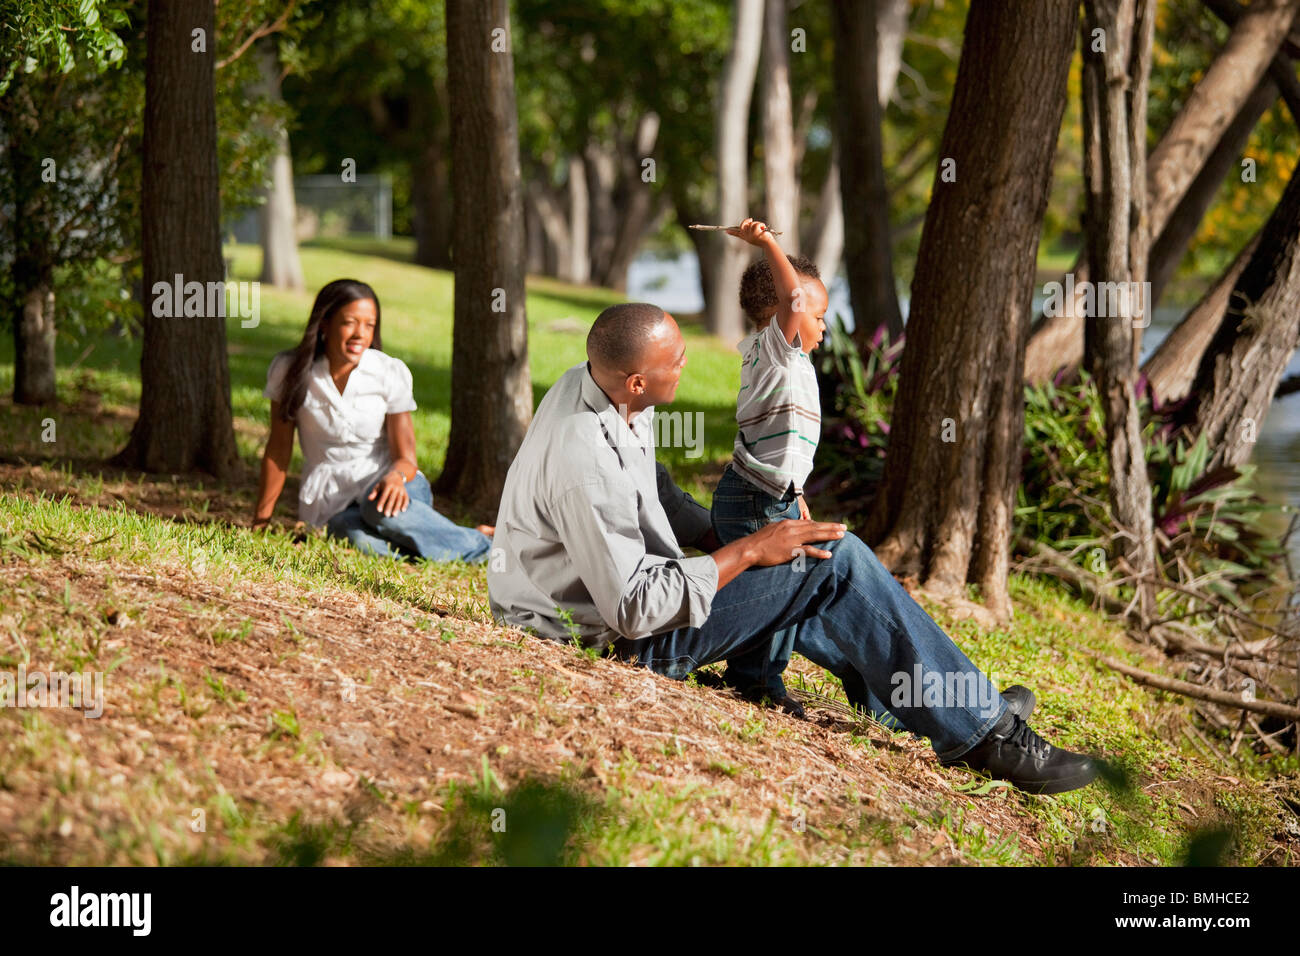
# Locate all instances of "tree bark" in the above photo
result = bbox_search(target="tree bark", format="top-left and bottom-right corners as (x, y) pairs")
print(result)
(1147, 74), (1277, 304)
(413, 74), (454, 270)
(706, 0), (763, 344)
(595, 112), (661, 292)
(1142, 228), (1260, 404)
(806, 153), (845, 287)
(876, 0), (910, 107)
(1024, 0), (1300, 384)
(567, 155), (591, 285)
(1081, 0), (1157, 612)
(762, 0), (799, 253)
(1176, 159), (1300, 472)
(7, 77), (57, 406)
(257, 40), (304, 291)
(437, 0), (532, 513)
(115, 0), (239, 478)
(862, 0), (1078, 622)
(14, 275), (56, 406)
(832, 0), (903, 347)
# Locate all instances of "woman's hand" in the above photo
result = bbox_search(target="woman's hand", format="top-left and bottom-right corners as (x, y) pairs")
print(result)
(369, 469), (410, 517)
(797, 495), (811, 521)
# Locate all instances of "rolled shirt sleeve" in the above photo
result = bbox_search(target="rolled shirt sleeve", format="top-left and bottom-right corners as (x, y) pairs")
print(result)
(553, 479), (717, 640)
(654, 462), (713, 549)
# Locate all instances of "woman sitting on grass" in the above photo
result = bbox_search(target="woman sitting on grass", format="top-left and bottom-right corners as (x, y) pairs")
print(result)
(252, 278), (493, 562)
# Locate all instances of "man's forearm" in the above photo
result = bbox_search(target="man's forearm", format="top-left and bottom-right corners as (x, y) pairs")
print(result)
(711, 537), (756, 590)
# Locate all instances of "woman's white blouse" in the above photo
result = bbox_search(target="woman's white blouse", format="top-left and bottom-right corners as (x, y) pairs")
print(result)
(264, 348), (418, 528)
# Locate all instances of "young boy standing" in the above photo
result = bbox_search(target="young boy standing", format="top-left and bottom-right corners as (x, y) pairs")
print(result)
(712, 218), (828, 713)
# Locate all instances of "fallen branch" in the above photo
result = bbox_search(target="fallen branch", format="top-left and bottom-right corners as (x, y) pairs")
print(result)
(1091, 654), (1300, 720)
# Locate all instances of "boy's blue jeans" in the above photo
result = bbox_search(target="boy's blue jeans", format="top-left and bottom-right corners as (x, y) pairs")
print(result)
(710, 464), (912, 729)
(709, 465), (802, 700)
(612, 531), (1008, 761)
(325, 471), (492, 563)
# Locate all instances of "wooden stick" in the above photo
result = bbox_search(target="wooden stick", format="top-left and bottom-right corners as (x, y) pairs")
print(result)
(688, 223), (784, 236)
(1091, 653), (1300, 720)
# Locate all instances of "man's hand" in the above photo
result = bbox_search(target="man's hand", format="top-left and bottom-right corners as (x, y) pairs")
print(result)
(725, 216), (779, 248)
(797, 495), (811, 521)
(744, 519), (844, 566)
(711, 519), (846, 590)
(368, 470), (410, 517)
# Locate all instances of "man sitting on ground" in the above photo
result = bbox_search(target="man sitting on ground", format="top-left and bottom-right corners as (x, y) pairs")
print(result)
(487, 303), (1098, 795)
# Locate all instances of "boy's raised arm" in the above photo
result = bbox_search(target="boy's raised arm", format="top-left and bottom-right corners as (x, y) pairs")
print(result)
(727, 216), (803, 345)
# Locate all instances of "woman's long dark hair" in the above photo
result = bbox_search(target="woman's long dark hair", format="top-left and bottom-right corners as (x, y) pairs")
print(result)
(274, 279), (382, 422)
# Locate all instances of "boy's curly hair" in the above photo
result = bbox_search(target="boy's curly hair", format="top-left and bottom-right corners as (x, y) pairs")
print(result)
(739, 254), (821, 326)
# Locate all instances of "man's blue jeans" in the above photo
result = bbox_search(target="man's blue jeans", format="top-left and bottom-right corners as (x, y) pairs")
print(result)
(611, 532), (1008, 761)
(325, 471), (492, 563)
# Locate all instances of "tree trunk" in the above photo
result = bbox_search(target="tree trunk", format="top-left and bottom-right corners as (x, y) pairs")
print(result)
(1142, 228), (1261, 404)
(1147, 74), (1277, 304)
(762, 0), (799, 253)
(1175, 160), (1300, 471)
(1024, 0), (1300, 383)
(806, 153), (845, 287)
(257, 40), (304, 291)
(596, 112), (662, 292)
(862, 0), (1078, 622)
(706, 0), (763, 344)
(876, 0), (910, 107)
(1081, 0), (1157, 612)
(831, 0), (903, 347)
(567, 155), (591, 285)
(115, 0), (239, 478)
(412, 142), (454, 270)
(7, 76), (57, 407)
(413, 75), (454, 270)
(437, 0), (532, 513)
(13, 274), (56, 406)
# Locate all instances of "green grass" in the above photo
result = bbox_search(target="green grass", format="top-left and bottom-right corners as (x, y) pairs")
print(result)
(1, 239), (1295, 867)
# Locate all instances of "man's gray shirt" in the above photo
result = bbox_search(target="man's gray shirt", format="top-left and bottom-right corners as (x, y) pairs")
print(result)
(487, 362), (720, 648)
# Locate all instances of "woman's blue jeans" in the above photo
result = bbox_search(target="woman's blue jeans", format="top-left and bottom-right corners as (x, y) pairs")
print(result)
(611, 531), (1008, 761)
(325, 471), (492, 563)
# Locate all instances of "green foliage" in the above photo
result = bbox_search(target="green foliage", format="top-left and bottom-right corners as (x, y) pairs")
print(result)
(0, 0), (130, 93)
(1018, 373), (1289, 601)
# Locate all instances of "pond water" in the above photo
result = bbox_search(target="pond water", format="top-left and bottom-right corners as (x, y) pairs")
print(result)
(628, 251), (1300, 567)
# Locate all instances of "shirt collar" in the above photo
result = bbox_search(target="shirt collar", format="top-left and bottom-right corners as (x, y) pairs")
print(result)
(580, 362), (655, 449)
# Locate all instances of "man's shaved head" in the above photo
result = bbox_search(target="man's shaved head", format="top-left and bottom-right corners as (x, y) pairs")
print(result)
(587, 302), (669, 372)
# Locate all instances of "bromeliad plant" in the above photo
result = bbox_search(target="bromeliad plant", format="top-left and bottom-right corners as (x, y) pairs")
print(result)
(1018, 371), (1290, 606)
(808, 317), (903, 508)
(815, 328), (1289, 605)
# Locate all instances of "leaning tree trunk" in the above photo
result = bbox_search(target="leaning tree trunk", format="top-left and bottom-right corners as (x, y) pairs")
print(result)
(706, 0), (763, 344)
(1175, 159), (1300, 472)
(437, 0), (532, 513)
(862, 0), (1078, 622)
(1081, 0), (1157, 614)
(762, 0), (799, 253)
(1024, 0), (1300, 384)
(115, 0), (239, 477)
(832, 0), (903, 347)
(1147, 75), (1277, 305)
(1143, 227), (1261, 404)
(257, 39), (304, 291)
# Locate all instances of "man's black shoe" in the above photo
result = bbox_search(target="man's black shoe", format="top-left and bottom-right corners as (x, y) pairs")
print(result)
(1001, 684), (1036, 721)
(941, 713), (1098, 795)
